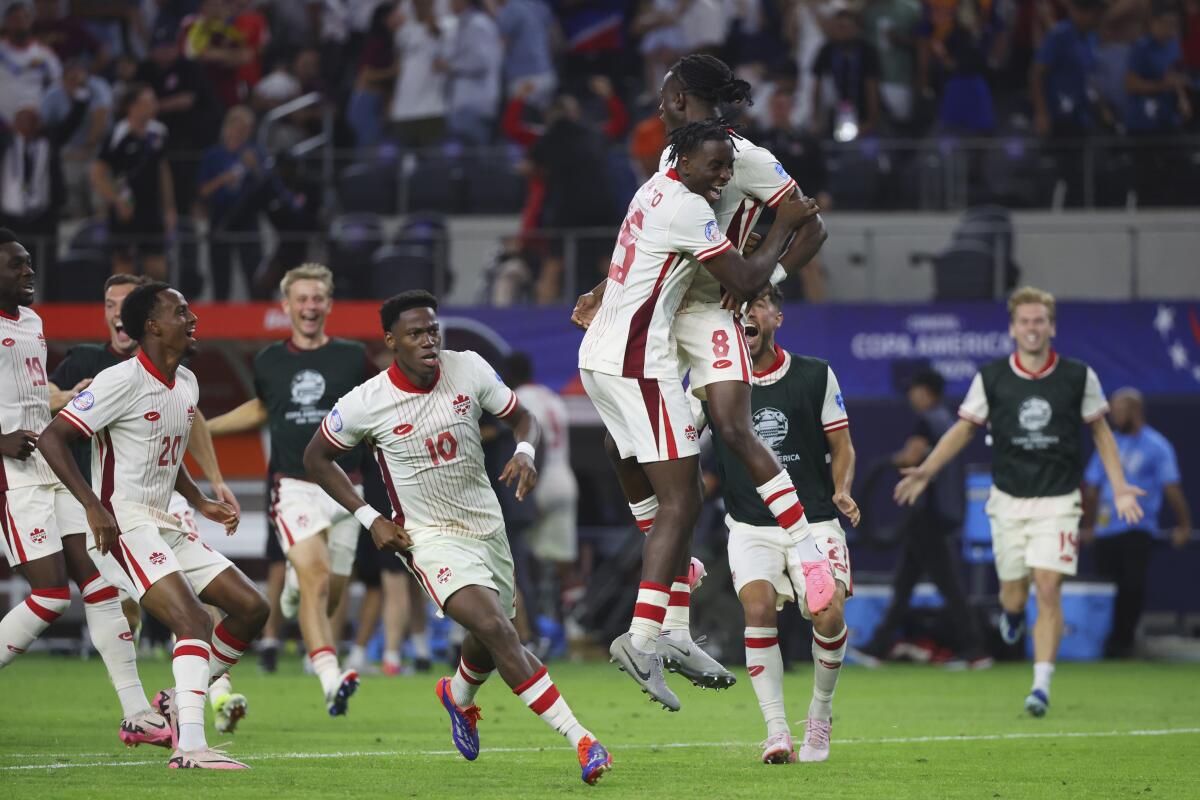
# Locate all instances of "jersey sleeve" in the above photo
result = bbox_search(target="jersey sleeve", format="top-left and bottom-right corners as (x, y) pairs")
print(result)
(737, 145), (798, 208)
(958, 373), (988, 424)
(1081, 367), (1109, 423)
(56, 364), (133, 437)
(822, 366), (849, 432)
(466, 351), (519, 418)
(668, 196), (733, 262)
(319, 385), (372, 451)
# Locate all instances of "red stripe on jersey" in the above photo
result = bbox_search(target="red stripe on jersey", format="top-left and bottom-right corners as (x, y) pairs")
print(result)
(84, 586), (120, 604)
(622, 253), (677, 378)
(59, 409), (94, 437)
(658, 394), (678, 460)
(173, 644), (210, 660)
(529, 685), (561, 715)
(733, 316), (751, 383)
(320, 418), (352, 450)
(0, 448), (7, 491)
(512, 665), (548, 695)
(497, 392), (518, 418)
(0, 307), (18, 321)
(636, 379), (660, 455)
(823, 420), (849, 433)
(775, 502), (804, 530)
(744, 636), (779, 648)
(695, 239), (733, 263)
(119, 539), (153, 590)
(764, 487), (796, 506)
(725, 202), (747, 247)
(24, 596), (63, 622)
(99, 431), (117, 516)
(214, 621), (250, 651)
(814, 630), (848, 651)
(374, 450), (406, 527)
(740, 202), (763, 246)
(388, 361), (440, 394)
(766, 179), (797, 208)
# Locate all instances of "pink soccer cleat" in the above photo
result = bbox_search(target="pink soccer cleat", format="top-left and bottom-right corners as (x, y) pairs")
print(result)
(151, 688), (179, 748)
(687, 557), (706, 590)
(119, 709), (172, 748)
(761, 731), (797, 764)
(798, 717), (832, 762)
(168, 747), (250, 769)
(801, 561), (836, 615)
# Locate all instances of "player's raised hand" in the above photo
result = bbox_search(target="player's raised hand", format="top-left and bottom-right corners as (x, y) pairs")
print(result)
(369, 517), (412, 552)
(0, 430), (38, 460)
(211, 481), (242, 517)
(571, 291), (600, 330)
(742, 231), (762, 257)
(893, 466), (931, 506)
(774, 193), (821, 231)
(500, 451), (538, 501)
(197, 498), (240, 535)
(833, 491), (861, 527)
(1113, 483), (1146, 525)
(85, 503), (121, 555)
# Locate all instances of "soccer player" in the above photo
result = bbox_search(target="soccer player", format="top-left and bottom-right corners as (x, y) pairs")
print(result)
(206, 263), (370, 716)
(577, 120), (819, 710)
(895, 286), (1145, 717)
(304, 291), (613, 785)
(699, 285), (858, 764)
(572, 55), (832, 691)
(0, 229), (170, 747)
(38, 282), (270, 768)
(48, 273), (251, 734)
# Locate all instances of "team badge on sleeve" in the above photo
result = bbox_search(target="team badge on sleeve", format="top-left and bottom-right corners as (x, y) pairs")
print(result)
(835, 393), (845, 411)
(72, 391), (95, 411)
(329, 409), (344, 432)
(704, 220), (720, 242)
(774, 162), (790, 179)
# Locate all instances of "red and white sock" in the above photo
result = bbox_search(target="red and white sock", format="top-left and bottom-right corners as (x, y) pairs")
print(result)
(514, 665), (590, 747)
(756, 471), (819, 556)
(629, 495), (658, 535)
(310, 646), (342, 697)
(629, 581), (669, 652)
(745, 626), (788, 736)
(172, 639), (211, 751)
(0, 587), (71, 668)
(79, 573), (148, 716)
(450, 655), (492, 707)
(810, 625), (848, 721)
(660, 575), (691, 641)
(210, 620), (249, 679)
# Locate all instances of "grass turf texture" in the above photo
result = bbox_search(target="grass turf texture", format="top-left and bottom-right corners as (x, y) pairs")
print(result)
(1, 656), (1197, 799)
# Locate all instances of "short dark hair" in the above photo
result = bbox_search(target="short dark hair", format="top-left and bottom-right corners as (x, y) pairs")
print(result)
(667, 119), (732, 166)
(760, 283), (785, 309)
(119, 81), (154, 117)
(503, 352), (533, 386)
(380, 290), (438, 332)
(120, 281), (172, 341)
(103, 274), (148, 293)
(908, 367), (945, 398)
(0, 227), (17, 246)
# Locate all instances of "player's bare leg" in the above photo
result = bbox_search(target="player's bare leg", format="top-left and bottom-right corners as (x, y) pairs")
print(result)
(258, 560), (285, 672)
(288, 535), (358, 715)
(1025, 569), (1064, 717)
(738, 580), (795, 764)
(406, 576), (433, 670)
(705, 380), (835, 612)
(437, 584), (612, 784)
(381, 570), (412, 673)
(802, 584), (847, 762)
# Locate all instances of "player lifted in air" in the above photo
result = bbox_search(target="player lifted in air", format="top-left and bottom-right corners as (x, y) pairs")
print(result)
(896, 286), (1144, 717)
(573, 55), (831, 694)
(0, 229), (171, 748)
(699, 285), (859, 763)
(577, 120), (820, 711)
(207, 263), (370, 717)
(305, 291), (612, 785)
(39, 282), (269, 769)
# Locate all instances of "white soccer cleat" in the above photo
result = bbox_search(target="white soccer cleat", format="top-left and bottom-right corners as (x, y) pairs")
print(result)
(168, 746), (250, 769)
(213, 692), (248, 734)
(761, 731), (796, 764)
(798, 717), (832, 762)
(280, 565), (300, 620)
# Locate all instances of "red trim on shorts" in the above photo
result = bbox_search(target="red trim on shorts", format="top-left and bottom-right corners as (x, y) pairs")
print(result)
(512, 665), (548, 695)
(59, 408), (94, 436)
(84, 586), (120, 604)
(814, 630), (848, 651)
(529, 685), (561, 715)
(24, 596), (63, 622)
(214, 621), (250, 652)
(0, 495), (27, 562)
(744, 636), (779, 648)
(275, 512), (297, 547)
(636, 378), (661, 455)
(622, 254), (677, 377)
(137, 349), (176, 389)
(99, 431), (117, 516)
(173, 643), (211, 660)
(775, 502), (804, 530)
(658, 394), (678, 459)
(764, 487), (796, 506)
(118, 538), (153, 591)
(399, 550), (441, 609)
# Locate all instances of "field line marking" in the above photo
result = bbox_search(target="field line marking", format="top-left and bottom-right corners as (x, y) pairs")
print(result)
(4, 727), (1198, 771)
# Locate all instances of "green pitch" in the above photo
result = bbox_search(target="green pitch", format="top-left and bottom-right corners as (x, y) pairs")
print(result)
(2, 656), (1197, 799)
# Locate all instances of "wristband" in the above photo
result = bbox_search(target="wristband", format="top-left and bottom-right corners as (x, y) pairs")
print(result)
(515, 441), (535, 460)
(354, 505), (384, 529)
(769, 263), (788, 286)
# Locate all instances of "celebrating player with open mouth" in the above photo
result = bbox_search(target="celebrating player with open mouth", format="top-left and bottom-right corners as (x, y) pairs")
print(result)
(304, 291), (613, 785)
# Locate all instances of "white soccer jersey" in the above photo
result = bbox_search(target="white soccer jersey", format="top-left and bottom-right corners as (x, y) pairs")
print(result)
(658, 131), (798, 310)
(578, 169), (733, 380)
(0, 306), (57, 489)
(57, 350), (198, 532)
(515, 383), (570, 471)
(320, 350), (520, 540)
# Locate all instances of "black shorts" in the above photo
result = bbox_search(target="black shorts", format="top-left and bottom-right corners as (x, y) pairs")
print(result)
(354, 528), (405, 588)
(108, 210), (166, 256)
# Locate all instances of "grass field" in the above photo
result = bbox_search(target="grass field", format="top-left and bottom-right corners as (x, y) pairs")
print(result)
(2, 654), (1198, 799)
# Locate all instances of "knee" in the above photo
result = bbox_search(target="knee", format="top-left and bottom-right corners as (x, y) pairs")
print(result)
(244, 593), (271, 632)
(813, 594), (847, 636)
(473, 612), (517, 649)
(742, 601), (776, 629)
(1034, 579), (1062, 609)
(179, 608), (214, 643)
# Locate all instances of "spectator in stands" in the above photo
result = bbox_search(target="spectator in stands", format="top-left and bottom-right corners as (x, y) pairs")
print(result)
(89, 83), (176, 280)
(633, 0), (685, 103)
(810, 1), (883, 139)
(680, 0), (730, 55)
(627, 112), (665, 181)
(1030, 0), (1107, 137)
(183, 0), (256, 109)
(197, 105), (267, 300)
(71, 0), (148, 62)
(1125, 1), (1192, 134)
(252, 47), (325, 151)
(930, 0), (996, 133)
(0, 107), (63, 270)
(232, 0), (269, 97)
(387, 0), (451, 148)
(862, 0), (923, 129)
(0, 1), (62, 126)
(347, 2), (397, 149)
(494, 0), (557, 108)
(442, 0), (503, 145)
(41, 56), (111, 218)
(1082, 388), (1192, 658)
(556, 0), (625, 81)
(31, 0), (103, 67)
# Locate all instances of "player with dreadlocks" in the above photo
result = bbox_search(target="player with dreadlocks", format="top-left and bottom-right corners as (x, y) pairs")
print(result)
(579, 119), (819, 710)
(573, 55), (842, 700)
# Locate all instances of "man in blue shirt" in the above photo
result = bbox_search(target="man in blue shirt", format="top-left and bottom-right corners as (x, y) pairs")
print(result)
(1125, 2), (1191, 134)
(1083, 388), (1192, 658)
(1030, 0), (1106, 138)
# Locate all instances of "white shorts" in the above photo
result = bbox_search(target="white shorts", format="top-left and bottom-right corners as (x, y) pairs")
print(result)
(727, 516), (853, 619)
(167, 491), (199, 537)
(398, 529), (516, 620)
(675, 306), (753, 398)
(0, 483), (87, 566)
(527, 467), (578, 562)
(91, 523), (233, 602)
(271, 477), (361, 576)
(580, 369), (701, 463)
(986, 487), (1082, 581)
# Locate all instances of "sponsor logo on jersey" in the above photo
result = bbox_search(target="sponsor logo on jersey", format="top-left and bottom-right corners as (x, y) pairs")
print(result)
(752, 407), (789, 451)
(144, 411), (161, 421)
(704, 220), (720, 242)
(393, 423), (413, 436)
(72, 390), (95, 410)
(30, 528), (47, 544)
(291, 369), (327, 406)
(684, 424), (698, 442)
(329, 409), (344, 432)
(149, 552), (167, 566)
(1017, 396), (1052, 431)
(2, 338), (14, 347)
(453, 394), (472, 416)
(436, 567), (453, 584)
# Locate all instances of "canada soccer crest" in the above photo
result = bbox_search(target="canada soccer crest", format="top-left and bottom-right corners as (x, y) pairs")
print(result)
(30, 528), (47, 544)
(149, 552), (167, 566)
(684, 425), (698, 442)
(437, 567), (453, 584)
(453, 394), (472, 416)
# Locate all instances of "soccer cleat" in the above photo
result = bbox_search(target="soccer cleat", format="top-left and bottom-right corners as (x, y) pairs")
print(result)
(801, 561), (836, 615)
(168, 746), (250, 769)
(213, 692), (248, 734)
(761, 731), (797, 764)
(258, 642), (278, 673)
(577, 736), (613, 785)
(1024, 689), (1049, 717)
(280, 565), (300, 621)
(119, 709), (173, 748)
(326, 669), (360, 717)
(152, 688), (179, 748)
(687, 557), (706, 590)
(381, 658), (403, 677)
(798, 717), (832, 762)
(435, 677), (482, 761)
(608, 632), (680, 712)
(999, 612), (1026, 645)
(657, 635), (736, 689)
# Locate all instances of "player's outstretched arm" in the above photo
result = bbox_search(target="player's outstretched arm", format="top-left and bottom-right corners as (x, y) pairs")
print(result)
(704, 194), (821, 301)
(37, 417), (120, 554)
(894, 418), (978, 506)
(205, 397), (268, 435)
(1089, 416), (1146, 524)
(303, 432), (412, 551)
(827, 427), (860, 527)
(497, 405), (541, 501)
